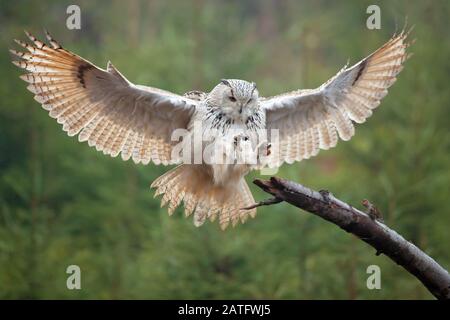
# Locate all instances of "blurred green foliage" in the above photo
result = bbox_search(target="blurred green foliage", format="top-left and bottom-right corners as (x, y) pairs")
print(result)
(0, 0), (449, 299)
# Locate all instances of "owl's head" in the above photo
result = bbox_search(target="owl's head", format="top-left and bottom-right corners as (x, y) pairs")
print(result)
(207, 79), (259, 118)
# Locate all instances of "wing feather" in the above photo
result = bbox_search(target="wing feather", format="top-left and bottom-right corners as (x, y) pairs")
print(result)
(261, 29), (412, 167)
(12, 31), (198, 165)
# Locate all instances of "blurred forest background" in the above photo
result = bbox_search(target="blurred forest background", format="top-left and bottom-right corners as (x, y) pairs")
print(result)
(0, 0), (449, 299)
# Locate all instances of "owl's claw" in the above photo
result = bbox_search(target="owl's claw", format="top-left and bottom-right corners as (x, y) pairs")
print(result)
(257, 141), (271, 157)
(266, 143), (272, 156)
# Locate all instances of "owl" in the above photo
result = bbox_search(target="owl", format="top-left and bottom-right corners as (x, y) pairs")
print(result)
(11, 29), (411, 229)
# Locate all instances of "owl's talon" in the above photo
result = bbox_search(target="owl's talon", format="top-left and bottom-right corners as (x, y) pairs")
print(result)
(266, 143), (272, 156)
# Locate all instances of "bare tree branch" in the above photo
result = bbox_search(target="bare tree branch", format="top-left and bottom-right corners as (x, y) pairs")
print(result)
(248, 177), (450, 300)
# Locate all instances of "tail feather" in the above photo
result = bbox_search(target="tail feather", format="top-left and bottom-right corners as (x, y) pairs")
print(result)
(168, 190), (185, 216)
(151, 165), (256, 229)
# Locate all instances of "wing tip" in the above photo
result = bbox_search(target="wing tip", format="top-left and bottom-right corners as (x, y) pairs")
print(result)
(43, 28), (63, 49)
(11, 59), (23, 69)
(9, 48), (23, 58)
(18, 29), (63, 51)
(393, 22), (415, 47)
(19, 73), (29, 81)
(24, 30), (43, 48)
(13, 38), (29, 49)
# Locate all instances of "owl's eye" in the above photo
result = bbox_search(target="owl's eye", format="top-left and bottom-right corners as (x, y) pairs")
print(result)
(244, 136), (249, 141)
(247, 98), (253, 104)
(229, 96), (236, 102)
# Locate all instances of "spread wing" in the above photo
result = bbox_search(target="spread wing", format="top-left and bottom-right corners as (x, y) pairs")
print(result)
(261, 29), (412, 168)
(11, 31), (198, 165)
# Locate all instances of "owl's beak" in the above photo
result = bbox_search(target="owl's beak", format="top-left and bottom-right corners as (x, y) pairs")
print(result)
(239, 104), (243, 114)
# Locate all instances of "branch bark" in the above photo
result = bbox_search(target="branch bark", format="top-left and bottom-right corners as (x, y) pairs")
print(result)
(250, 177), (450, 300)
